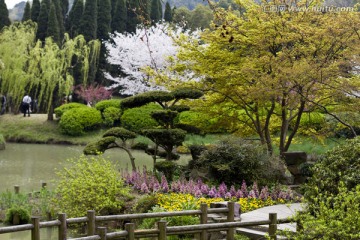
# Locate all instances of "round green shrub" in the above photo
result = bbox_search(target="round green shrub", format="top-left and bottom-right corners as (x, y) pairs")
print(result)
(53, 155), (132, 218)
(304, 137), (360, 205)
(155, 161), (177, 181)
(103, 107), (122, 127)
(95, 99), (122, 113)
(5, 207), (31, 225)
(191, 138), (286, 186)
(121, 103), (161, 132)
(54, 102), (87, 118)
(59, 107), (102, 136)
(131, 142), (148, 150)
(132, 194), (158, 214)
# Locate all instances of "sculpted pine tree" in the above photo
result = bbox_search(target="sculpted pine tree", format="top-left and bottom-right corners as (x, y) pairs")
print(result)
(84, 127), (138, 171)
(164, 0), (360, 155)
(121, 88), (203, 166)
(22, 1), (32, 22)
(31, 0), (41, 22)
(0, 0), (11, 30)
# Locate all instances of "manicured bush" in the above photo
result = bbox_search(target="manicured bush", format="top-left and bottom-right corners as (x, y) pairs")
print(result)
(53, 155), (132, 218)
(54, 102), (87, 118)
(121, 103), (161, 132)
(304, 137), (360, 207)
(5, 207), (31, 225)
(103, 106), (122, 127)
(59, 107), (102, 136)
(95, 99), (121, 113)
(155, 161), (177, 181)
(190, 139), (286, 186)
(131, 142), (148, 150)
(178, 111), (223, 133)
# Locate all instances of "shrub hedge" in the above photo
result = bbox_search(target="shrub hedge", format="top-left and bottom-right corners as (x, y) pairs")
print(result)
(121, 103), (161, 132)
(54, 102), (87, 118)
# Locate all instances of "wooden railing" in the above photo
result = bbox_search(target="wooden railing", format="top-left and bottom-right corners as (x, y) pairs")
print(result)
(0, 202), (295, 240)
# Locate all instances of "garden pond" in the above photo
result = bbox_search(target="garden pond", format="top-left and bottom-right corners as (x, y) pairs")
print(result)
(0, 143), (191, 239)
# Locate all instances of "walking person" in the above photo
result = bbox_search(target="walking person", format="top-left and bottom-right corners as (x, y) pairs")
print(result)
(0, 94), (6, 115)
(22, 94), (32, 117)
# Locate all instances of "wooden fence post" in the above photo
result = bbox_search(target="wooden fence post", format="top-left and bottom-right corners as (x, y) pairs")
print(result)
(125, 223), (135, 240)
(58, 213), (67, 240)
(14, 185), (20, 194)
(87, 210), (96, 236)
(97, 227), (107, 240)
(226, 202), (235, 240)
(269, 213), (277, 240)
(200, 203), (208, 240)
(157, 220), (167, 240)
(31, 216), (40, 240)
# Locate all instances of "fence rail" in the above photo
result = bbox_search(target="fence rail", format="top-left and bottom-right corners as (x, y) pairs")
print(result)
(0, 201), (295, 240)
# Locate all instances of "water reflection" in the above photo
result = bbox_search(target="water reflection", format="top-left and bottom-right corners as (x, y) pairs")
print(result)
(0, 226), (58, 240)
(0, 143), (190, 192)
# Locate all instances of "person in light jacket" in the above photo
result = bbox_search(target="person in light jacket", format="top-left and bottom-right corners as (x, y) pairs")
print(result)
(22, 94), (32, 117)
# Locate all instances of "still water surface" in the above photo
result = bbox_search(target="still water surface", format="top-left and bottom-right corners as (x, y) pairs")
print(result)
(0, 143), (190, 240)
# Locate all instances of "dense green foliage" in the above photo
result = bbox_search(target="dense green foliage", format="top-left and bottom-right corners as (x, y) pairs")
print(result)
(0, 0), (11, 30)
(4, 207), (31, 225)
(66, 0), (83, 37)
(95, 99), (121, 112)
(111, 0), (127, 33)
(155, 161), (177, 181)
(121, 103), (161, 132)
(53, 155), (132, 218)
(54, 102), (87, 118)
(304, 137), (360, 207)
(79, 0), (98, 41)
(191, 139), (285, 186)
(97, 0), (111, 40)
(291, 183), (360, 239)
(164, 2), (173, 22)
(22, 2), (31, 22)
(103, 106), (122, 127)
(31, 0), (41, 22)
(59, 107), (102, 135)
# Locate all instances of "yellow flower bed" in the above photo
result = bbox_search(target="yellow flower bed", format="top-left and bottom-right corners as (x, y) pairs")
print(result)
(156, 193), (284, 213)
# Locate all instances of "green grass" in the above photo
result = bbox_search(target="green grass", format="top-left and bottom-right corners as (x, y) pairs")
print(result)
(286, 136), (345, 155)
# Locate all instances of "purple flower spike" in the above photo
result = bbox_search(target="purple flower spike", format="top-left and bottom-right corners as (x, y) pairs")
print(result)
(251, 182), (259, 198)
(229, 185), (237, 197)
(241, 180), (248, 197)
(160, 175), (169, 193)
(208, 186), (217, 198)
(259, 186), (269, 200)
(225, 192), (232, 199)
(140, 182), (150, 193)
(235, 189), (244, 198)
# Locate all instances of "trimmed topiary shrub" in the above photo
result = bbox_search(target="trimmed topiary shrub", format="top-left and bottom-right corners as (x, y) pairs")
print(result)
(103, 106), (122, 127)
(95, 99), (122, 113)
(59, 107), (102, 136)
(54, 102), (87, 118)
(155, 161), (177, 181)
(53, 155), (132, 218)
(121, 103), (161, 132)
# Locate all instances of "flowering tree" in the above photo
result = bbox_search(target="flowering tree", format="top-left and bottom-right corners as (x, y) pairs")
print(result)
(104, 22), (194, 95)
(74, 83), (112, 104)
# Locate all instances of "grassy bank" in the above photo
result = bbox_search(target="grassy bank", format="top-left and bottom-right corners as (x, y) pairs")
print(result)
(0, 114), (105, 145)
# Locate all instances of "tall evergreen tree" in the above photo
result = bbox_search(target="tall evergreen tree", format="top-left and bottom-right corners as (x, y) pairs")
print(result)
(150, 0), (161, 23)
(111, 0), (117, 16)
(53, 0), (65, 40)
(66, 0), (84, 38)
(164, 2), (172, 22)
(31, 0), (41, 22)
(158, 0), (162, 19)
(97, 0), (111, 40)
(126, 0), (141, 32)
(36, 0), (50, 41)
(111, 0), (127, 33)
(22, 1), (32, 22)
(60, 0), (69, 17)
(79, 0), (98, 41)
(0, 0), (11, 30)
(47, 2), (60, 44)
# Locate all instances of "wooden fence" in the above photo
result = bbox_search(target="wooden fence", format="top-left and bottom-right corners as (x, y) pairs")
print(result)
(0, 201), (294, 240)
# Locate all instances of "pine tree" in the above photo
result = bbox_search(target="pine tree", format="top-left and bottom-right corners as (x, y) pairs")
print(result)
(53, 0), (65, 40)
(164, 2), (172, 22)
(31, 0), (41, 22)
(97, 0), (111, 40)
(126, 0), (141, 33)
(36, 0), (50, 41)
(60, 0), (69, 18)
(79, 0), (98, 41)
(66, 0), (84, 38)
(111, 0), (127, 33)
(22, 1), (32, 22)
(47, 2), (60, 44)
(111, 0), (117, 16)
(158, 0), (162, 20)
(0, 0), (11, 30)
(150, 0), (161, 23)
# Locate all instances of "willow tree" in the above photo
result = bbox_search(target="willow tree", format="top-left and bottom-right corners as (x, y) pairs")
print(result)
(160, 0), (360, 155)
(0, 21), (101, 119)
